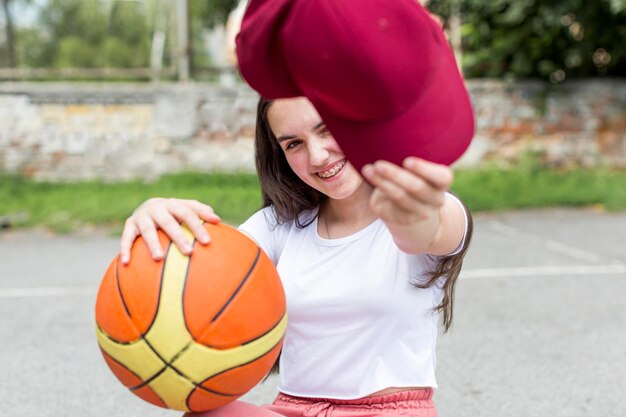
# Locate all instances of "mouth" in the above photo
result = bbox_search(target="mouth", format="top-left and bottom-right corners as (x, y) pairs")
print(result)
(316, 159), (347, 179)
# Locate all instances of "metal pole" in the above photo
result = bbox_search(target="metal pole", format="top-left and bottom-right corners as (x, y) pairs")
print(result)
(449, 0), (463, 74)
(175, 0), (190, 81)
(150, 0), (168, 82)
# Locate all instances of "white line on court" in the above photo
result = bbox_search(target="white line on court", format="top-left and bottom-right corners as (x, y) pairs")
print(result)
(461, 264), (626, 279)
(486, 221), (621, 265)
(1, 264), (625, 298)
(0, 286), (97, 298)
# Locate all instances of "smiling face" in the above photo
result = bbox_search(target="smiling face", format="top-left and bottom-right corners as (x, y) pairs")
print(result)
(266, 97), (364, 201)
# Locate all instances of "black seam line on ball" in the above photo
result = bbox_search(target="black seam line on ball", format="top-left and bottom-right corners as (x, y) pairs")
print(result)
(210, 247), (261, 323)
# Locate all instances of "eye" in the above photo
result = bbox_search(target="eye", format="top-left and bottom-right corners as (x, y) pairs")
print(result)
(318, 125), (330, 137)
(284, 140), (302, 150)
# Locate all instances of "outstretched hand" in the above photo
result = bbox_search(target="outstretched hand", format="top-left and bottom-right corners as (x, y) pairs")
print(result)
(362, 157), (452, 224)
(361, 157), (458, 254)
(119, 198), (221, 265)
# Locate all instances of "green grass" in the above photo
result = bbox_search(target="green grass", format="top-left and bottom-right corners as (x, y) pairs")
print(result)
(1, 165), (625, 233)
(0, 172), (262, 233)
(453, 164), (626, 212)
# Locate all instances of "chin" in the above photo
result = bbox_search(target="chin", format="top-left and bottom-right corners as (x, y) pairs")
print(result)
(327, 179), (365, 201)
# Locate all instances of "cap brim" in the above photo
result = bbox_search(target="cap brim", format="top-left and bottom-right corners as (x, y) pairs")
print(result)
(317, 53), (475, 172)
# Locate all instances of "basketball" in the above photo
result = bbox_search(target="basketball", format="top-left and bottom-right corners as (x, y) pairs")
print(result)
(95, 223), (287, 412)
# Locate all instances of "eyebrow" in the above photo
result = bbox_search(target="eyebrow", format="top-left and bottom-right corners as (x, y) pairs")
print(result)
(276, 121), (325, 143)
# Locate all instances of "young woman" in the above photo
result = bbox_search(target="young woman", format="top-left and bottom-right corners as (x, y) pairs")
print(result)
(120, 96), (473, 417)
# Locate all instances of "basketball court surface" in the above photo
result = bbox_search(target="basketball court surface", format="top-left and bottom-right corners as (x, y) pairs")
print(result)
(1, 208), (625, 417)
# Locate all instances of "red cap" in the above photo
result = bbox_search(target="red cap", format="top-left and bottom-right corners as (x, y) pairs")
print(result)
(236, 0), (475, 171)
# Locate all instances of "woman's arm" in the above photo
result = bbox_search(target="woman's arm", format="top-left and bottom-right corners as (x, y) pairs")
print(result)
(361, 157), (466, 255)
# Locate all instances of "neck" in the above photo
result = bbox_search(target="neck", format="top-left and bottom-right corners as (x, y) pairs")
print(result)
(320, 181), (377, 237)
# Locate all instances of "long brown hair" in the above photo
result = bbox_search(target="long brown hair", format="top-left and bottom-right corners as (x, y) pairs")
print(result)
(255, 96), (472, 333)
(256, 97), (326, 227)
(417, 192), (473, 332)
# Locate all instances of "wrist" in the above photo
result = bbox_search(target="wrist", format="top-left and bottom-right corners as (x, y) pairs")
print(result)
(386, 210), (441, 254)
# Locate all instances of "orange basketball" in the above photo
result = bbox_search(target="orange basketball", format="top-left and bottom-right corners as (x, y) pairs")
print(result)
(95, 223), (286, 412)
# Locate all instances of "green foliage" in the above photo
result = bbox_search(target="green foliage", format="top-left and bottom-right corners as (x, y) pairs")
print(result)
(191, 0), (239, 28)
(187, 0), (240, 68)
(5, 0), (626, 79)
(107, 1), (150, 45)
(55, 37), (99, 68)
(1, 0), (36, 67)
(429, 0), (626, 79)
(4, 0), (240, 74)
(40, 0), (108, 45)
(15, 0), (150, 69)
(14, 27), (53, 68)
(99, 37), (149, 68)
(0, 44), (7, 68)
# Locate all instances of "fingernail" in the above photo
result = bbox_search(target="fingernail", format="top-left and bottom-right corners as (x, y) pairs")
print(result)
(120, 255), (129, 264)
(183, 243), (193, 254)
(362, 164), (373, 176)
(198, 233), (210, 244)
(405, 157), (418, 168)
(154, 249), (164, 259)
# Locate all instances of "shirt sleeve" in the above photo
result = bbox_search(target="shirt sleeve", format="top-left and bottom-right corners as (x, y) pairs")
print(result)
(238, 206), (284, 265)
(443, 192), (469, 257)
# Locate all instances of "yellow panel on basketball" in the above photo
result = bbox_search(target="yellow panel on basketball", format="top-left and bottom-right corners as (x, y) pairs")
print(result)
(95, 223), (286, 412)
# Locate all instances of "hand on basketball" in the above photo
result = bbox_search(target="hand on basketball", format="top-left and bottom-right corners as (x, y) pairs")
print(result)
(119, 198), (221, 264)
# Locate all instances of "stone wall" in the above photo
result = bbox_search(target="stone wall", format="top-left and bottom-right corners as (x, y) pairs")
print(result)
(0, 80), (624, 181)
(466, 80), (626, 169)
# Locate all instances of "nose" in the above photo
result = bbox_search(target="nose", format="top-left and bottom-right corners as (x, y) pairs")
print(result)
(307, 137), (330, 167)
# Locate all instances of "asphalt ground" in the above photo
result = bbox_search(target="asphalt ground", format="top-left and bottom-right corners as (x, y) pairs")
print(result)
(1, 208), (625, 417)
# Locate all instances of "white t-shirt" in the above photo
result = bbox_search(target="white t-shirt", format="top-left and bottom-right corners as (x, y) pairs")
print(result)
(239, 196), (465, 399)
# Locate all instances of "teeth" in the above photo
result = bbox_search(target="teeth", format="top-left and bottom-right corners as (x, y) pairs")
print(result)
(318, 160), (346, 178)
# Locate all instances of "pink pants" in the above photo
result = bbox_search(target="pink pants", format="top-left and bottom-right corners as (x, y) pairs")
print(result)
(184, 389), (437, 417)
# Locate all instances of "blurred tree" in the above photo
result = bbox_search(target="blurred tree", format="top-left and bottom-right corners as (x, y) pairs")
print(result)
(1, 0), (16, 67)
(429, 0), (626, 79)
(5, 0), (240, 72)
(30, 0), (150, 68)
(110, 1), (151, 45)
(101, 1), (150, 67)
(55, 36), (99, 68)
(188, 0), (240, 71)
(192, 0), (239, 28)
(38, 0), (107, 67)
(14, 26), (51, 67)
(1, 0), (33, 68)
(7, 0), (626, 82)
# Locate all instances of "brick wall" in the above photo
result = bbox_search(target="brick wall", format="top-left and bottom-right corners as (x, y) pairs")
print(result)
(0, 80), (624, 181)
